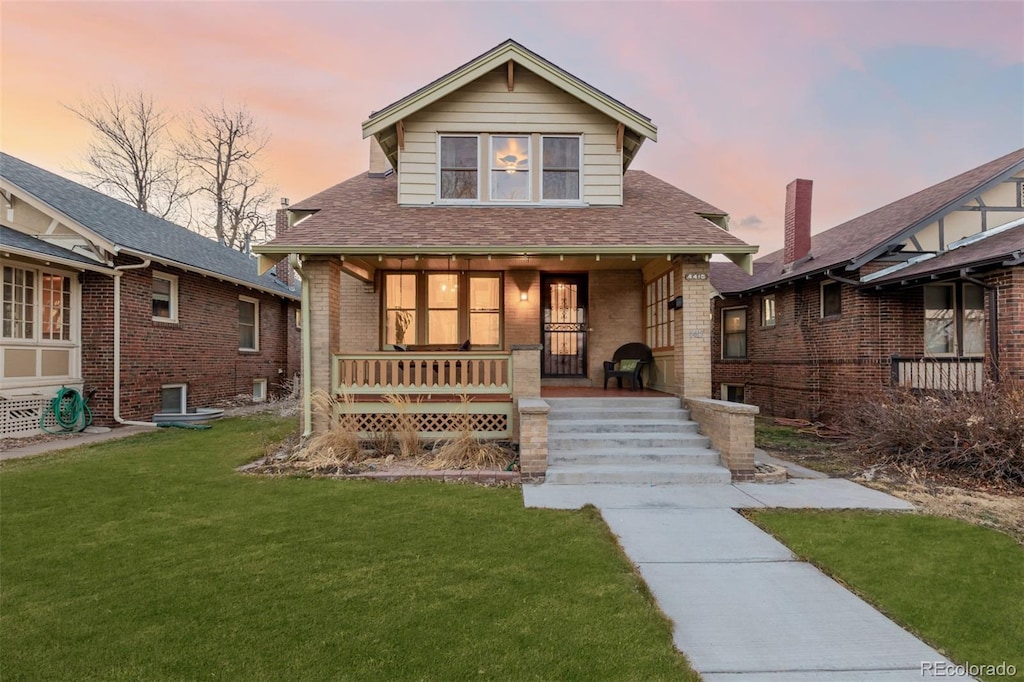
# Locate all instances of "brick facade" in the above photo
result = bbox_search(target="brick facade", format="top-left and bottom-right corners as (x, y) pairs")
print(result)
(711, 266), (1023, 420)
(81, 258), (299, 425)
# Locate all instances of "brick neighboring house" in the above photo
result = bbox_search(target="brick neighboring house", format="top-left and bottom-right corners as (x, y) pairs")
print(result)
(710, 148), (1024, 421)
(253, 40), (758, 475)
(1, 152), (301, 437)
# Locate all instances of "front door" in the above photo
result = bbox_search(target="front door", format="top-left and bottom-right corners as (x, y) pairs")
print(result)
(541, 273), (588, 377)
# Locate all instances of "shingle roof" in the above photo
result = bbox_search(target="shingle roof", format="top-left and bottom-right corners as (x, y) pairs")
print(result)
(1, 225), (101, 266)
(710, 147), (1024, 294)
(266, 170), (752, 253)
(0, 153), (297, 298)
(866, 224), (1024, 286)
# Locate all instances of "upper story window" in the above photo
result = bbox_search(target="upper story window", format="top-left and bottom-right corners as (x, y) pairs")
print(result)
(439, 135), (479, 200)
(491, 135), (530, 201)
(438, 133), (583, 204)
(542, 136), (581, 201)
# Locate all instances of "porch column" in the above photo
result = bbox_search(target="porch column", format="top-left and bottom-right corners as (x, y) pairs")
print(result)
(303, 257), (343, 433)
(510, 344), (542, 442)
(673, 255), (712, 398)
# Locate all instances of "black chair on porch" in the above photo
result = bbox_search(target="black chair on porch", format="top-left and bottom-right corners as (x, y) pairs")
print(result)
(603, 343), (653, 391)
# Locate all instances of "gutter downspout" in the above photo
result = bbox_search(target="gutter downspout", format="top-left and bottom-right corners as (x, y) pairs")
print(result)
(289, 254), (312, 437)
(113, 257), (157, 426)
(960, 268), (999, 380)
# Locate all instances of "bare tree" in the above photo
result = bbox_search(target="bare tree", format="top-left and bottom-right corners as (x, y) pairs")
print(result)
(64, 88), (192, 221)
(178, 103), (272, 250)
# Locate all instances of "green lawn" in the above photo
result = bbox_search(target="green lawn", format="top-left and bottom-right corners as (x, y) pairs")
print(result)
(749, 510), (1024, 679)
(1, 416), (695, 681)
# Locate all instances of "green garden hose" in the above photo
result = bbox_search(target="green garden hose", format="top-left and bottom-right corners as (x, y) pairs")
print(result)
(40, 387), (92, 434)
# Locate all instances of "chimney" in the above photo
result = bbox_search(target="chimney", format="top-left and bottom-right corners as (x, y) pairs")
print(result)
(274, 197), (292, 287)
(369, 136), (393, 177)
(784, 179), (813, 264)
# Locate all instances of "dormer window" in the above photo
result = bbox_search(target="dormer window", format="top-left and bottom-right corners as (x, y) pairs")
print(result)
(491, 135), (530, 201)
(541, 136), (581, 201)
(439, 135), (479, 200)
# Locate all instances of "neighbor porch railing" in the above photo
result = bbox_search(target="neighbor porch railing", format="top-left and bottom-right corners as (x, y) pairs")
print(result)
(890, 355), (984, 393)
(332, 352), (513, 439)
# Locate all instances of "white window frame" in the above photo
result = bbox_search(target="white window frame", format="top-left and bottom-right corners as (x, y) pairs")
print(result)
(721, 307), (748, 359)
(721, 383), (746, 404)
(160, 383), (187, 414)
(437, 134), (480, 203)
(252, 378), (268, 402)
(539, 134), (583, 204)
(489, 134), (532, 202)
(820, 281), (842, 318)
(761, 294), (776, 328)
(238, 296), (260, 352)
(152, 272), (179, 323)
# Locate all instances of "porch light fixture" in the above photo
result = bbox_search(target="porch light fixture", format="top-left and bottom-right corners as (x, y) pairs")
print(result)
(520, 291), (529, 302)
(667, 296), (683, 310)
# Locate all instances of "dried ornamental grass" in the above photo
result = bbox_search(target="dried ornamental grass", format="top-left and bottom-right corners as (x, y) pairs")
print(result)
(301, 389), (363, 470)
(384, 393), (423, 459)
(427, 395), (510, 470)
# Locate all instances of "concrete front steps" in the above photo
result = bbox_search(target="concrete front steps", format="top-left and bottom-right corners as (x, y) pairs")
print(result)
(544, 397), (731, 485)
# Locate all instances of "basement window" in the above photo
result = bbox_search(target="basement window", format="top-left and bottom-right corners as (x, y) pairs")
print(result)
(252, 378), (267, 402)
(160, 384), (187, 413)
(722, 384), (746, 404)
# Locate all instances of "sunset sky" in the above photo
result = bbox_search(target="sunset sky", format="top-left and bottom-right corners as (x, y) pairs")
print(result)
(2, 1), (1022, 254)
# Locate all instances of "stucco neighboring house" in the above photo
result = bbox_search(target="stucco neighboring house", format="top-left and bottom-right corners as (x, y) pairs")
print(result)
(0, 152), (301, 437)
(709, 148), (1024, 421)
(253, 40), (758, 477)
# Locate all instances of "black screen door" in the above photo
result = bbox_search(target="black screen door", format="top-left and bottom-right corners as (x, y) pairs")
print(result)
(541, 274), (588, 377)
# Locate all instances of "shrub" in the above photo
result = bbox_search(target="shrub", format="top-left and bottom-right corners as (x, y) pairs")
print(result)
(843, 377), (1024, 485)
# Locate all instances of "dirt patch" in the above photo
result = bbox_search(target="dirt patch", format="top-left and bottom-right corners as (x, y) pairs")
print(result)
(855, 465), (1024, 544)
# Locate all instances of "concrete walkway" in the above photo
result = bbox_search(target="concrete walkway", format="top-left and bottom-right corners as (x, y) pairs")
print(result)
(524, 480), (970, 680)
(1, 425), (155, 460)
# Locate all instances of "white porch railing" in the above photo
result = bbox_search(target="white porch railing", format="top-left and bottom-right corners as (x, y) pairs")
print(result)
(891, 355), (985, 393)
(332, 352), (513, 439)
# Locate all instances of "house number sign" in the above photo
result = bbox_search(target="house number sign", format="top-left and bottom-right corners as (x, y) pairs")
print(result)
(684, 273), (708, 280)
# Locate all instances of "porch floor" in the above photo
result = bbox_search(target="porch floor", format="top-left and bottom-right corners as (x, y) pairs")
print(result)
(540, 386), (674, 398)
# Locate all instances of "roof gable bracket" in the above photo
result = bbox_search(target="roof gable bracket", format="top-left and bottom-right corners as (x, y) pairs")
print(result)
(846, 159), (1024, 271)
(507, 60), (514, 92)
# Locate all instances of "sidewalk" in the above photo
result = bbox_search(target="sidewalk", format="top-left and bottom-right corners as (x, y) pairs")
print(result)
(1, 425), (155, 461)
(524, 479), (971, 681)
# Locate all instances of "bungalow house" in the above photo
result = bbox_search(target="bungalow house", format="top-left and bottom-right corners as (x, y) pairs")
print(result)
(254, 40), (760, 479)
(1, 152), (301, 437)
(710, 148), (1024, 420)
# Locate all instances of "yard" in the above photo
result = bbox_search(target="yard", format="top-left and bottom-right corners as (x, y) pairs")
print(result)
(749, 510), (1024, 680)
(0, 416), (696, 681)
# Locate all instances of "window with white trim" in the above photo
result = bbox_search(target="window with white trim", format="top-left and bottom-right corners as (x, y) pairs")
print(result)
(252, 378), (267, 402)
(439, 135), (479, 200)
(541, 135), (581, 201)
(160, 384), (187, 413)
(722, 308), (747, 359)
(3, 265), (73, 341)
(238, 296), (259, 351)
(761, 295), (776, 328)
(722, 384), (745, 403)
(152, 272), (178, 322)
(490, 135), (531, 201)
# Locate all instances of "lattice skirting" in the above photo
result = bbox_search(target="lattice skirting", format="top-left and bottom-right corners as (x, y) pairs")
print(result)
(0, 394), (60, 438)
(339, 404), (511, 440)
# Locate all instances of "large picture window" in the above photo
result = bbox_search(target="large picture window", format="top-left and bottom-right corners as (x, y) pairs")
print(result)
(541, 136), (581, 201)
(644, 270), (675, 351)
(383, 271), (502, 348)
(439, 135), (479, 200)
(722, 308), (747, 359)
(924, 283), (984, 356)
